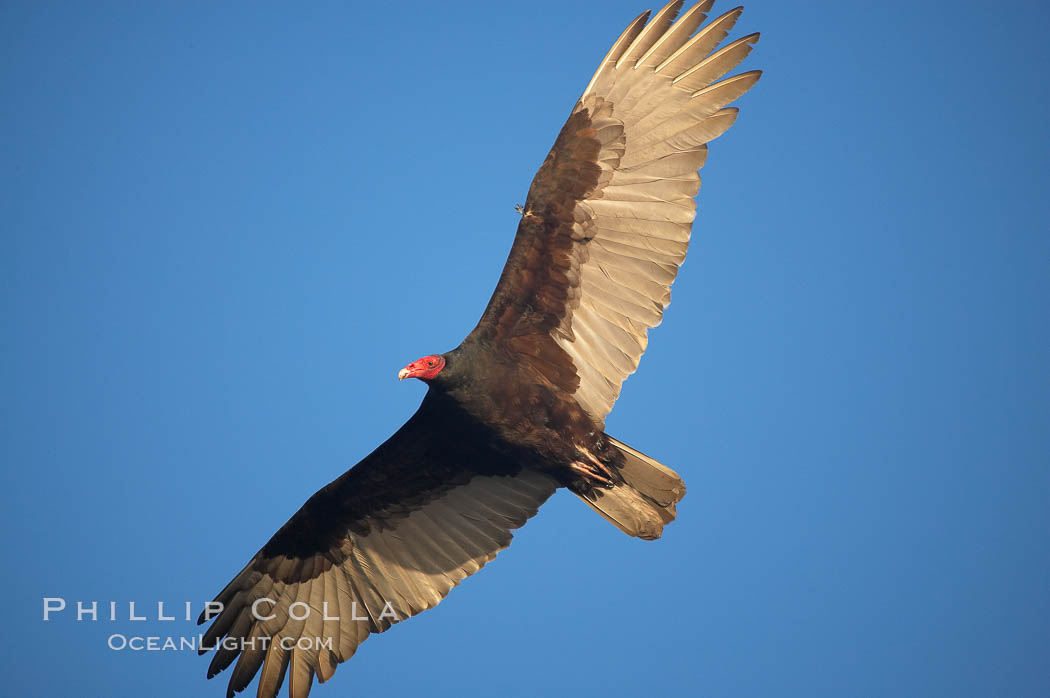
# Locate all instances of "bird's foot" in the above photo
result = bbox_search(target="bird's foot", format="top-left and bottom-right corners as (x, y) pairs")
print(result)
(580, 448), (614, 479)
(571, 461), (613, 487)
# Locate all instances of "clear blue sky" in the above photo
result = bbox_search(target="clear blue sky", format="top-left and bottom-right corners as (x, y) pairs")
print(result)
(3, 1), (1048, 696)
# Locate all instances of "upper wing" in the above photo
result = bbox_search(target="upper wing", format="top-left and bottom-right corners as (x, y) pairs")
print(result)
(469, 0), (760, 423)
(199, 393), (558, 698)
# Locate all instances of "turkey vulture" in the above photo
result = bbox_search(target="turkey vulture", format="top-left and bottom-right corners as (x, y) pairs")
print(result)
(199, 2), (760, 696)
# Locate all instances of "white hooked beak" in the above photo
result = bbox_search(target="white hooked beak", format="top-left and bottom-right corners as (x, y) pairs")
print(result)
(398, 368), (411, 381)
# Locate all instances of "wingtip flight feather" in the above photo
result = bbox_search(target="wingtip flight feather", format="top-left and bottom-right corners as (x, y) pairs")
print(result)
(582, 9), (652, 98)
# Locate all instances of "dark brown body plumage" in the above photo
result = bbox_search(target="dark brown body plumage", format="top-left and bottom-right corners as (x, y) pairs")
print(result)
(435, 340), (616, 486)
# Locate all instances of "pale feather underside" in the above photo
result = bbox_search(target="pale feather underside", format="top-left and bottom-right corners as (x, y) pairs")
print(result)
(558, 0), (760, 421)
(203, 469), (557, 698)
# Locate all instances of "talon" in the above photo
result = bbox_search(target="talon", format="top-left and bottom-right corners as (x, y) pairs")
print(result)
(581, 448), (613, 478)
(571, 461), (612, 486)
(587, 454), (613, 478)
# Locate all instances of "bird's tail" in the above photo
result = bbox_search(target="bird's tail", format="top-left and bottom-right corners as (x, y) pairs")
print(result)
(573, 436), (686, 540)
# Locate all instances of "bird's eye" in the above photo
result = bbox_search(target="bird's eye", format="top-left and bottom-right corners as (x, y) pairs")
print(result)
(427, 360), (435, 367)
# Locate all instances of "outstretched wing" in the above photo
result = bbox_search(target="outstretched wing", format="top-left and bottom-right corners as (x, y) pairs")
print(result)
(199, 392), (557, 698)
(470, 0), (760, 423)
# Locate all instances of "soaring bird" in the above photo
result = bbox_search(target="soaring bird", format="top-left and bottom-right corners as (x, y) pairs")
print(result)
(200, 2), (760, 696)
